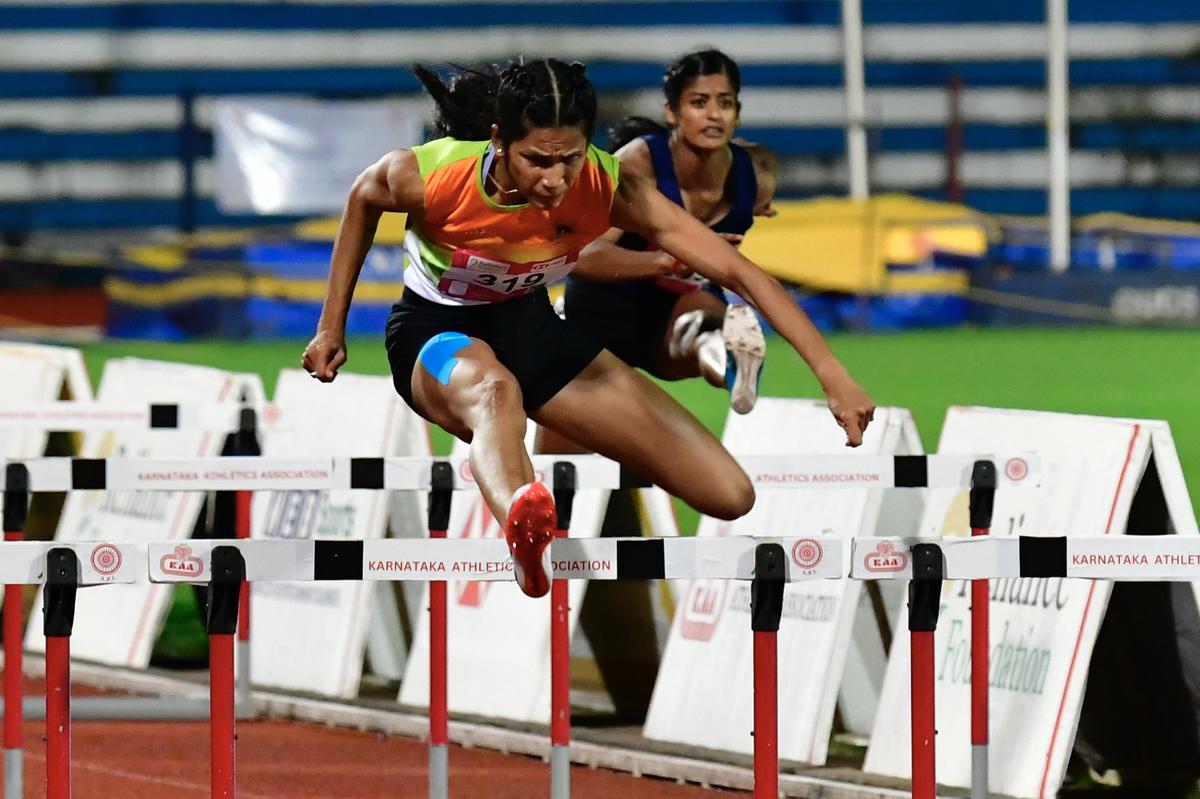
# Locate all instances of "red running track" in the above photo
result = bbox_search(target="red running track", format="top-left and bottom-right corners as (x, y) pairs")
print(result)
(15, 681), (743, 798)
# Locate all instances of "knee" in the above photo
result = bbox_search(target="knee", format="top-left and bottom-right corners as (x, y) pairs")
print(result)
(469, 372), (524, 418)
(703, 472), (755, 520)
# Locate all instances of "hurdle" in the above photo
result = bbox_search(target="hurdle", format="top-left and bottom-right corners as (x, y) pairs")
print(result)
(7, 470), (1196, 799)
(0, 402), (264, 799)
(1, 451), (1041, 799)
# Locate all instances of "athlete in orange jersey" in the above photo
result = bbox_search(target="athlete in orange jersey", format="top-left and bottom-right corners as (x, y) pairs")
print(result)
(304, 59), (874, 598)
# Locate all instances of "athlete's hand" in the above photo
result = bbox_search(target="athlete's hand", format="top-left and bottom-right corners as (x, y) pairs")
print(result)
(302, 329), (347, 382)
(822, 370), (875, 447)
(652, 251), (689, 277)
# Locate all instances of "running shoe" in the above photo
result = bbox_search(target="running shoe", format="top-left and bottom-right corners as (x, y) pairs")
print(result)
(722, 303), (766, 414)
(668, 309), (705, 360)
(504, 482), (557, 598)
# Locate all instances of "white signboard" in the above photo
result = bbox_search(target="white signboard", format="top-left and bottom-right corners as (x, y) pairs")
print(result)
(399, 432), (680, 724)
(644, 399), (923, 764)
(214, 96), (423, 215)
(25, 359), (247, 666)
(249, 369), (426, 698)
(0, 352), (67, 474)
(864, 407), (1199, 799)
(0, 342), (91, 404)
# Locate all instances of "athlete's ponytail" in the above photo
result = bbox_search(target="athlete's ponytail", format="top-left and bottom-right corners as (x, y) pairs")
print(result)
(412, 59), (598, 145)
(411, 63), (499, 141)
(605, 116), (667, 153)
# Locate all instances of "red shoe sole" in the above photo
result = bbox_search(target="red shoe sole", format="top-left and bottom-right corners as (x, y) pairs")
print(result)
(504, 483), (557, 598)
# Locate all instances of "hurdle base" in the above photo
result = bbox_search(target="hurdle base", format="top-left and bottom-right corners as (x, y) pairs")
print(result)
(971, 745), (988, 799)
(428, 744), (448, 799)
(4, 748), (22, 799)
(1, 695), (210, 721)
(551, 745), (570, 799)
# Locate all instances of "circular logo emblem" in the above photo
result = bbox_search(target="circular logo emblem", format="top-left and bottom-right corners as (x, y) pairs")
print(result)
(458, 459), (475, 483)
(262, 404), (281, 425)
(91, 544), (122, 576)
(1005, 458), (1029, 482)
(791, 538), (823, 570)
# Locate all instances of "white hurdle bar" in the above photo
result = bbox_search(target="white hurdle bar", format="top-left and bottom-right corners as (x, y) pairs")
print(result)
(0, 401), (285, 434)
(0, 452), (1041, 492)
(2, 532), (1199, 799)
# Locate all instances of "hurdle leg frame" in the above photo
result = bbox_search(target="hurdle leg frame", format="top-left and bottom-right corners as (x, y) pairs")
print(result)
(426, 463), (453, 799)
(550, 462), (577, 799)
(2, 464), (28, 799)
(44, 548), (79, 799)
(208, 546), (245, 799)
(751, 543), (786, 799)
(969, 461), (997, 799)
(232, 407), (259, 719)
(908, 543), (944, 799)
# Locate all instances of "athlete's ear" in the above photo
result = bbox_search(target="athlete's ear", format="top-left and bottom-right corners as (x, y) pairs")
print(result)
(663, 101), (678, 128)
(490, 123), (503, 154)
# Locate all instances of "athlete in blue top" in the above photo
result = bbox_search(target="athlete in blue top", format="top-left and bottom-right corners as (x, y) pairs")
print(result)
(562, 50), (777, 416)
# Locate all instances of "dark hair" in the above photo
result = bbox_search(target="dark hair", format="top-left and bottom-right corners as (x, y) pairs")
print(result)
(663, 49), (742, 110)
(605, 115), (667, 153)
(412, 59), (598, 144)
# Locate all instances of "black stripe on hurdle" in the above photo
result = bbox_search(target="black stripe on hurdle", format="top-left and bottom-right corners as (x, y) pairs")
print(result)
(1019, 536), (1067, 577)
(71, 459), (106, 490)
(314, 540), (364, 581)
(618, 465), (652, 489)
(149, 403), (179, 429)
(616, 539), (665, 579)
(894, 456), (929, 488)
(349, 457), (385, 489)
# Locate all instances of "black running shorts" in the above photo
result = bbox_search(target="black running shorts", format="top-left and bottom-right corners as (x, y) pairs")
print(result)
(385, 287), (604, 412)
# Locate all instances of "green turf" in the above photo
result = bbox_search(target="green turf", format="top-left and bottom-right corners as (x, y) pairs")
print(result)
(81, 326), (1200, 536)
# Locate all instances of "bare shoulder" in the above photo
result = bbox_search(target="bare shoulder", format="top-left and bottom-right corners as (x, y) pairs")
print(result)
(351, 148), (424, 213)
(736, 139), (778, 180)
(613, 137), (654, 180)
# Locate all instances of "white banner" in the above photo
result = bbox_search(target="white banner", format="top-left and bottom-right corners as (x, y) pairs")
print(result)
(24, 358), (249, 667)
(214, 96), (423, 215)
(248, 369), (426, 699)
(644, 399), (923, 764)
(864, 407), (1199, 799)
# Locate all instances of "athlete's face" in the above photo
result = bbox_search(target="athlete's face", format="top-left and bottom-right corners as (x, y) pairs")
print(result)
(665, 73), (739, 151)
(493, 124), (589, 210)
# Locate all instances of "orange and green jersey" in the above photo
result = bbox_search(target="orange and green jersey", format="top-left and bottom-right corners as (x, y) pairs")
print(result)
(402, 137), (620, 305)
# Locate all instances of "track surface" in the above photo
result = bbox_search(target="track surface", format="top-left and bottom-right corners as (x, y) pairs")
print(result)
(16, 680), (742, 798)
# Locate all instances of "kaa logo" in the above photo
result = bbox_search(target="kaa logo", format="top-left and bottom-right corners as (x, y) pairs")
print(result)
(863, 540), (908, 573)
(160, 544), (204, 578)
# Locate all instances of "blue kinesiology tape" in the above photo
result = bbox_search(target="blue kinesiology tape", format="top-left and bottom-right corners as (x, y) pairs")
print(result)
(418, 331), (473, 386)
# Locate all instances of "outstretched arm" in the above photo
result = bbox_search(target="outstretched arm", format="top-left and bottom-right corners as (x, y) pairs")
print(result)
(302, 149), (425, 381)
(611, 172), (875, 445)
(574, 228), (684, 282)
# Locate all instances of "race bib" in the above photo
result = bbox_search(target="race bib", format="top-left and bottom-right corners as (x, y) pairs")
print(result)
(438, 249), (577, 302)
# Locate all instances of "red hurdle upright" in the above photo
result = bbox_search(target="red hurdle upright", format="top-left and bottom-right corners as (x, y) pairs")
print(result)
(207, 546), (246, 799)
(750, 543), (786, 799)
(969, 460), (997, 799)
(2, 464), (28, 799)
(549, 462), (576, 799)
(908, 543), (944, 799)
(426, 462), (454, 799)
(43, 548), (79, 799)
